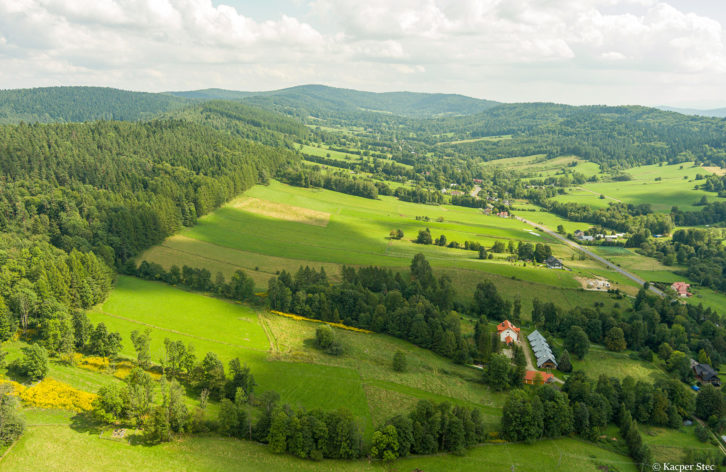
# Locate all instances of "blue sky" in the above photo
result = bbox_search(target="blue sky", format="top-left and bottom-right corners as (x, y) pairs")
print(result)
(1, 0), (725, 107)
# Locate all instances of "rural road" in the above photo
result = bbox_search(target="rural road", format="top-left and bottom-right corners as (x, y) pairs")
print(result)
(515, 216), (665, 297)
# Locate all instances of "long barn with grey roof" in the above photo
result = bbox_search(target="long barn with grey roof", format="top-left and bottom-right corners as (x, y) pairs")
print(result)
(527, 330), (558, 369)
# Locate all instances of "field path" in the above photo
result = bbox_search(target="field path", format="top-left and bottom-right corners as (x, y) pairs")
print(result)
(515, 216), (664, 297)
(94, 309), (269, 352)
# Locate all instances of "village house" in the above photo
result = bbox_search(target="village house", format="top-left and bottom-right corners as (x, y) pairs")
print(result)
(691, 359), (721, 386)
(545, 256), (564, 269)
(671, 282), (692, 297)
(497, 320), (520, 345)
(528, 330), (558, 369)
(497, 211), (509, 218)
(524, 370), (555, 385)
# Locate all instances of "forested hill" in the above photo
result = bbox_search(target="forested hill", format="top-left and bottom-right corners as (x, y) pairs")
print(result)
(0, 86), (190, 123)
(169, 84), (502, 118)
(0, 119), (298, 320)
(426, 104), (726, 168)
(166, 100), (310, 147)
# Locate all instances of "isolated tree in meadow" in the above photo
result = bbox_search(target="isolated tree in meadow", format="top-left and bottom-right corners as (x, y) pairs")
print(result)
(478, 246), (487, 259)
(415, 229), (433, 245)
(565, 326), (590, 360)
(393, 350), (408, 372)
(491, 241), (506, 253)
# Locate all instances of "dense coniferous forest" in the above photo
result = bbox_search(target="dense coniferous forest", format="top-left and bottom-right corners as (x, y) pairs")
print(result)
(0, 87), (190, 123)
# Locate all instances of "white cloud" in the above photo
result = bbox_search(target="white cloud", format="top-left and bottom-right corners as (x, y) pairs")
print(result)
(0, 0), (724, 106)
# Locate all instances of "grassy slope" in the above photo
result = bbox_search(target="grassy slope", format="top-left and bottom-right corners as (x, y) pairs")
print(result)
(86, 276), (510, 436)
(138, 181), (624, 314)
(553, 162), (719, 212)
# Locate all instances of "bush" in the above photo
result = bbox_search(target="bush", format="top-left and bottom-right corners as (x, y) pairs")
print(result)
(314, 325), (344, 356)
(393, 351), (407, 372)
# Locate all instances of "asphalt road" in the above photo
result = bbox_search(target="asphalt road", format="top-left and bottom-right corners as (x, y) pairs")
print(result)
(515, 216), (665, 297)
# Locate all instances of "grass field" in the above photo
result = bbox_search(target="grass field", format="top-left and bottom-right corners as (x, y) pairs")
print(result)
(1, 409), (637, 472)
(85, 276), (514, 437)
(88, 276), (373, 432)
(138, 180), (626, 313)
(553, 162), (719, 212)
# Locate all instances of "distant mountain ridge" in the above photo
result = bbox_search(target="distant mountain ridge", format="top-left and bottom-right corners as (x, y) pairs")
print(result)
(657, 105), (726, 118)
(167, 84), (502, 118)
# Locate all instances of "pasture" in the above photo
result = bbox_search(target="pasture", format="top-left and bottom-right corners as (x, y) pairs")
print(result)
(553, 162), (719, 212)
(138, 180), (625, 313)
(86, 277), (510, 435)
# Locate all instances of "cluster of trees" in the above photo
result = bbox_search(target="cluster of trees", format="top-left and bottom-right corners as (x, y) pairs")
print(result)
(133, 261), (256, 302)
(262, 405), (362, 460)
(0, 241), (112, 348)
(672, 201), (726, 227)
(267, 255), (471, 362)
(637, 228), (726, 293)
(279, 167), (378, 199)
(394, 187), (444, 205)
(502, 372), (693, 469)
(532, 198), (674, 236)
(371, 400), (487, 460)
(523, 288), (726, 377)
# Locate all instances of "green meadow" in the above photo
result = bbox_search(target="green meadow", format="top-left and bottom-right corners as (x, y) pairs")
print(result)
(85, 276), (514, 437)
(553, 162), (719, 212)
(139, 180), (626, 312)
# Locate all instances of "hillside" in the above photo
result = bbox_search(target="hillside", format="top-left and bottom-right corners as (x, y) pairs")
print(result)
(0, 86), (190, 123)
(168, 84), (502, 118)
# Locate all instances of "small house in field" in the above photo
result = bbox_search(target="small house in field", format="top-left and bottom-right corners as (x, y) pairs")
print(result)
(497, 320), (520, 345)
(528, 330), (558, 369)
(524, 370), (554, 385)
(692, 360), (721, 386)
(671, 282), (692, 297)
(545, 256), (564, 269)
(497, 211), (509, 218)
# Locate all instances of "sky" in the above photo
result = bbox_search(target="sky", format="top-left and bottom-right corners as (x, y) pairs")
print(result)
(1, 0), (726, 108)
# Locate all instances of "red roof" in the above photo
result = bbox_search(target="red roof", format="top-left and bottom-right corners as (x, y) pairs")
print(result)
(497, 320), (520, 334)
(524, 370), (553, 383)
(671, 282), (691, 296)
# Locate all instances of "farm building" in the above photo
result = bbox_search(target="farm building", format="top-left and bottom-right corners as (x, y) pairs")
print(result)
(545, 256), (564, 269)
(671, 282), (692, 297)
(527, 330), (558, 369)
(497, 320), (520, 345)
(691, 359), (721, 386)
(524, 370), (555, 385)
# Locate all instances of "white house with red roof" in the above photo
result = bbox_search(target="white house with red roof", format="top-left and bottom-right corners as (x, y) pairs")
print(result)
(671, 282), (692, 297)
(497, 320), (520, 345)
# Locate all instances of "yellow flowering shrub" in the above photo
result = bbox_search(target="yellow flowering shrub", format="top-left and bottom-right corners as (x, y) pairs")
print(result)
(19, 379), (97, 412)
(0, 379), (27, 395)
(270, 310), (372, 334)
(79, 356), (111, 372)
